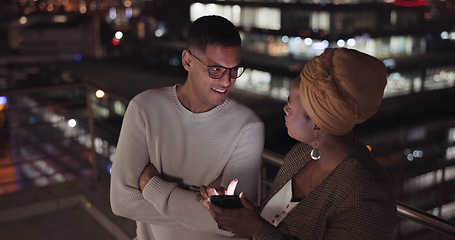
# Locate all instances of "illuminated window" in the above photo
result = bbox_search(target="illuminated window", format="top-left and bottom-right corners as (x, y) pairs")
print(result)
(310, 11), (329, 32)
(449, 128), (455, 144)
(447, 146), (455, 160)
(114, 100), (126, 116)
(190, 3), (281, 30)
(384, 72), (414, 98)
(425, 65), (455, 91)
(256, 8), (281, 30)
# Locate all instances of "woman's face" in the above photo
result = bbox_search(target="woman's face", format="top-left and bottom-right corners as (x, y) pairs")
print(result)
(283, 77), (315, 143)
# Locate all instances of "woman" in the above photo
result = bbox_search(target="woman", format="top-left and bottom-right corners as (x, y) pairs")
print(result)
(198, 48), (397, 239)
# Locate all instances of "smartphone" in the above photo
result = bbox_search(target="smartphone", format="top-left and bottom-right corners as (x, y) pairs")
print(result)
(209, 195), (243, 209)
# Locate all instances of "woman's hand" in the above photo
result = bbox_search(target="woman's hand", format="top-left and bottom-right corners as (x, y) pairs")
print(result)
(208, 192), (265, 237)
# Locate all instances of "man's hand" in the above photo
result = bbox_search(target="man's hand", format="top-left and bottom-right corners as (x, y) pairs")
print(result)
(139, 163), (160, 192)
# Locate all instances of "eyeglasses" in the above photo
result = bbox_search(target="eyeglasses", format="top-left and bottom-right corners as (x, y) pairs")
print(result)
(188, 50), (245, 79)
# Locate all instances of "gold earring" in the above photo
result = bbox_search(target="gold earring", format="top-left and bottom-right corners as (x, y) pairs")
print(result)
(311, 124), (321, 160)
(310, 140), (321, 160)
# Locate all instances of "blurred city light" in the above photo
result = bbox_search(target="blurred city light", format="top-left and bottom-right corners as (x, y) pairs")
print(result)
(383, 58), (396, 68)
(155, 29), (164, 37)
(19, 16), (27, 24)
(449, 127), (455, 143)
(169, 57), (179, 66)
(68, 119), (77, 128)
(112, 38), (120, 46)
(28, 116), (35, 124)
(115, 31), (123, 40)
(312, 41), (327, 50)
(441, 31), (450, 40)
(109, 7), (117, 20)
(337, 39), (346, 47)
(404, 148), (424, 161)
(322, 40), (329, 47)
(407, 154), (414, 161)
(125, 7), (133, 19)
(304, 38), (312, 46)
(95, 90), (105, 98)
(79, 1), (87, 14)
(47, 4), (54, 12)
(447, 146), (455, 160)
(413, 150), (423, 158)
(124, 0), (132, 8)
(52, 15), (68, 23)
(0, 96), (6, 106)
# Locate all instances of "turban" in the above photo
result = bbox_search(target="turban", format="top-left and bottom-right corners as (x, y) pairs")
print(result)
(299, 48), (387, 135)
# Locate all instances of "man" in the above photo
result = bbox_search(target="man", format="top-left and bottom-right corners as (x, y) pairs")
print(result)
(110, 15), (265, 240)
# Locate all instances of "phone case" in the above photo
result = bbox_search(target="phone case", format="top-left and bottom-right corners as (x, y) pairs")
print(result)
(209, 195), (243, 208)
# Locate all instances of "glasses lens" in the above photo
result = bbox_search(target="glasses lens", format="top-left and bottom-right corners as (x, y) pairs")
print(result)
(208, 67), (226, 79)
(208, 66), (245, 79)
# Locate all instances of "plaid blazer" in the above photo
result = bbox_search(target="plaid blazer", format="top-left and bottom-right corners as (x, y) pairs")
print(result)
(255, 139), (397, 240)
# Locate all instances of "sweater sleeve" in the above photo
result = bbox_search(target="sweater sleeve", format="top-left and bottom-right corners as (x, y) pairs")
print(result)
(141, 121), (264, 235)
(110, 101), (178, 225)
(221, 121), (265, 202)
(142, 177), (236, 236)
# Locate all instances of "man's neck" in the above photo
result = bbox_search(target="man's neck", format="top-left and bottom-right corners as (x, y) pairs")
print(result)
(176, 84), (216, 113)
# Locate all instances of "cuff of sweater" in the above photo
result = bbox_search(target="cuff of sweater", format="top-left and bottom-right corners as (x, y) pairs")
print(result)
(142, 176), (178, 210)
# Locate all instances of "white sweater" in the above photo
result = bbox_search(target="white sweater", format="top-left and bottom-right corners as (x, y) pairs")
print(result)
(110, 85), (265, 240)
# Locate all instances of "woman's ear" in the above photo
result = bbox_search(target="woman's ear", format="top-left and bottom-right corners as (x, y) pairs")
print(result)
(182, 50), (191, 71)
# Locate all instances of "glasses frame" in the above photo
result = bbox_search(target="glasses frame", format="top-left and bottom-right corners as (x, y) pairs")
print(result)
(188, 50), (245, 80)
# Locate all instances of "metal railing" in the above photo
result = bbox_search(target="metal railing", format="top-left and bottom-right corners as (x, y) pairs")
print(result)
(260, 152), (455, 239)
(396, 201), (455, 237)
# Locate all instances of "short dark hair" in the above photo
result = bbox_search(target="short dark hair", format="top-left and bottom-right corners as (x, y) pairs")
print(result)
(187, 15), (241, 53)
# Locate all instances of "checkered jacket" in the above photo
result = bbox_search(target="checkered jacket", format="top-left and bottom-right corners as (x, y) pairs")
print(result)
(255, 140), (397, 240)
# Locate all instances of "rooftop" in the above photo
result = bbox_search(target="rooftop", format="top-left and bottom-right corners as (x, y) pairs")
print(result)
(0, 173), (136, 240)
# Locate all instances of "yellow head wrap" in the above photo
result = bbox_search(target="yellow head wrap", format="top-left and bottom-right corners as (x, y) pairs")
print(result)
(299, 48), (387, 135)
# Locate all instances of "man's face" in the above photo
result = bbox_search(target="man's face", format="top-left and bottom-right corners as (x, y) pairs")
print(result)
(184, 44), (241, 113)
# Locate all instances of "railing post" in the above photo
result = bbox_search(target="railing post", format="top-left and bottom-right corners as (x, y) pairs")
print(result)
(85, 84), (98, 182)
